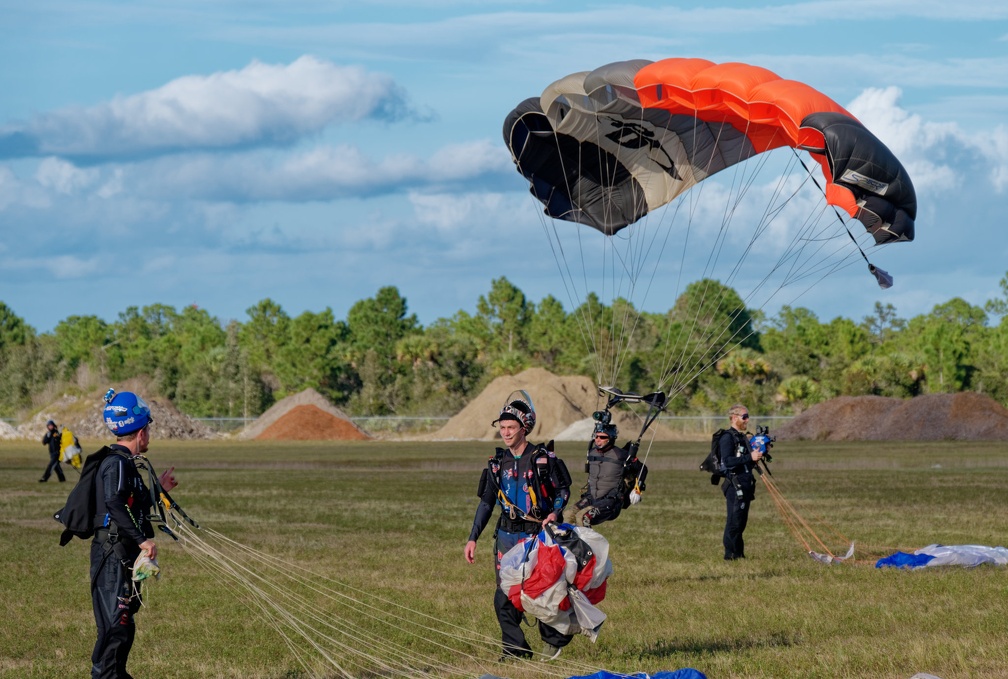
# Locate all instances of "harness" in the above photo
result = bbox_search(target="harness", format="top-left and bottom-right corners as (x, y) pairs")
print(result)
(481, 444), (570, 532)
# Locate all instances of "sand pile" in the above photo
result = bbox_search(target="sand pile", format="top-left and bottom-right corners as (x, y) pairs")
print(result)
(0, 419), (19, 440)
(14, 384), (213, 442)
(239, 389), (370, 441)
(428, 367), (676, 442)
(776, 392), (1008, 441)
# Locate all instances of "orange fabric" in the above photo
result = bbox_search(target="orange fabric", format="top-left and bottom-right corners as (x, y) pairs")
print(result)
(634, 59), (856, 213)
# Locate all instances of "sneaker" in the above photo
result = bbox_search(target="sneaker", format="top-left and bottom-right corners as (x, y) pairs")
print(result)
(541, 643), (562, 662)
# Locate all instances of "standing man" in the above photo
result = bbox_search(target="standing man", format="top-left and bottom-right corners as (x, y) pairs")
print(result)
(464, 392), (574, 662)
(90, 388), (174, 679)
(573, 421), (641, 528)
(717, 404), (763, 560)
(40, 419), (67, 482)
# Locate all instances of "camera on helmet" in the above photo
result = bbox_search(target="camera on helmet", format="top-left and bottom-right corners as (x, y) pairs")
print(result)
(592, 410), (611, 426)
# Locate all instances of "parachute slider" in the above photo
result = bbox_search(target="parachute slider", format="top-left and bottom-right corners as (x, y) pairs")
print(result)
(809, 542), (855, 565)
(597, 385), (666, 409)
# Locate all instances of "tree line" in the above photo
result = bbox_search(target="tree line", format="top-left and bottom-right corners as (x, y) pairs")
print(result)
(3, 273), (1008, 420)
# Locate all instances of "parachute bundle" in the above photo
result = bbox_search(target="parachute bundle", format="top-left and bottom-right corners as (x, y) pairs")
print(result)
(499, 524), (612, 641)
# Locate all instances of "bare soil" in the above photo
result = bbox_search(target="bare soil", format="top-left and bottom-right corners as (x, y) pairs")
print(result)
(237, 388), (370, 441)
(254, 404), (370, 441)
(775, 392), (1008, 441)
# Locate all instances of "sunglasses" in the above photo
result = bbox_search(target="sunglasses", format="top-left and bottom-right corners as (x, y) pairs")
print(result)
(594, 434), (610, 440)
(739, 414), (749, 420)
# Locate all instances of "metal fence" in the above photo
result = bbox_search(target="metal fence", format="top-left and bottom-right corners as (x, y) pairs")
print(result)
(193, 415), (793, 437)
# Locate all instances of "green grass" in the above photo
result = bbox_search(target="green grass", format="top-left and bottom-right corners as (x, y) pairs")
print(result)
(2, 439), (1006, 679)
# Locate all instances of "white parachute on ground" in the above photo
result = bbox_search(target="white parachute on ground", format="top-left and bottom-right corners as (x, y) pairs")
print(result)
(498, 524), (612, 641)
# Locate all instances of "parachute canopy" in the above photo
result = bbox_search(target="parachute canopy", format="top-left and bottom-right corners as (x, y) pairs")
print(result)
(876, 544), (1008, 569)
(504, 58), (915, 243)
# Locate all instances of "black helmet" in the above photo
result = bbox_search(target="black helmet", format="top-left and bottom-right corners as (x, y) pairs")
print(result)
(593, 421), (618, 443)
(493, 390), (536, 434)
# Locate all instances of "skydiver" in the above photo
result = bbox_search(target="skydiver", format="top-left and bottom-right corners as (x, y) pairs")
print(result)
(40, 419), (66, 482)
(463, 391), (574, 662)
(573, 420), (643, 528)
(717, 403), (763, 560)
(87, 389), (176, 679)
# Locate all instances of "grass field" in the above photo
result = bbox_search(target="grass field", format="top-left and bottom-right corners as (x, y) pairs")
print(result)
(1, 438), (1006, 679)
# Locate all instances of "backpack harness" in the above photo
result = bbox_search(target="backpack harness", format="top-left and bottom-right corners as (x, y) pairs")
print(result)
(478, 442), (572, 533)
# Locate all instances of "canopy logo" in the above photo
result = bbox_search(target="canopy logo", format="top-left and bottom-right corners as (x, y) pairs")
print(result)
(840, 169), (889, 195)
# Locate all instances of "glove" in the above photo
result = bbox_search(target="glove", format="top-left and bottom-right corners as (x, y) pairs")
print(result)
(629, 489), (642, 505)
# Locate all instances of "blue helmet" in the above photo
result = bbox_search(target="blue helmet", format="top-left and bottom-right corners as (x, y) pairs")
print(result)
(103, 388), (153, 436)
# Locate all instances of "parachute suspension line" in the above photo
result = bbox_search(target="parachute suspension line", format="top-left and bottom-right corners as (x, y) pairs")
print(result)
(653, 116), (775, 398)
(757, 471), (857, 565)
(791, 149), (895, 289)
(520, 130), (609, 384)
(166, 517), (564, 678)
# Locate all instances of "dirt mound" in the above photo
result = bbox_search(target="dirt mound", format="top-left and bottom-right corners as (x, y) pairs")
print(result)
(239, 388), (370, 441)
(428, 367), (676, 442)
(255, 404), (371, 441)
(776, 392), (1008, 441)
(0, 419), (19, 440)
(15, 384), (214, 442)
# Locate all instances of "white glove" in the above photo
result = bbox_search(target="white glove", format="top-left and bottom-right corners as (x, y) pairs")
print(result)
(629, 489), (642, 505)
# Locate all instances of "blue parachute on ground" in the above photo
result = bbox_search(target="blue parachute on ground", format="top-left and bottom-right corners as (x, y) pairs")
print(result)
(479, 669), (707, 679)
(876, 544), (1008, 569)
(570, 670), (707, 679)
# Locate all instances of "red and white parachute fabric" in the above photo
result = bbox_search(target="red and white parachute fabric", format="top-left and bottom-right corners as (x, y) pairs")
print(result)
(498, 524), (612, 641)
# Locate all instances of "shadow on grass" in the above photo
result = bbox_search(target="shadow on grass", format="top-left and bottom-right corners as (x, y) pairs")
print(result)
(636, 632), (800, 660)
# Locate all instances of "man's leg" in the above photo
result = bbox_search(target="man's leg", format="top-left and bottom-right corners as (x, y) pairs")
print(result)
(91, 542), (136, 679)
(724, 492), (740, 559)
(494, 587), (532, 658)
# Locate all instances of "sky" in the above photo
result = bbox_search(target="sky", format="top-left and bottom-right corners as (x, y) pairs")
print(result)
(2, 1), (1007, 335)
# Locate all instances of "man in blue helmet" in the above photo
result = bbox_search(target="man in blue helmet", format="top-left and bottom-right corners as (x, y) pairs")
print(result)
(88, 388), (171, 679)
(464, 392), (574, 662)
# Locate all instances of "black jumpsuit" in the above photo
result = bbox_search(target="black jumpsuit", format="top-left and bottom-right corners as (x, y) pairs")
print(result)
(90, 446), (154, 679)
(41, 427), (66, 482)
(719, 428), (755, 560)
(468, 442), (574, 658)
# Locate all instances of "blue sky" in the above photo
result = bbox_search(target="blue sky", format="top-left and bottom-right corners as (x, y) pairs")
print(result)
(2, 1), (1007, 334)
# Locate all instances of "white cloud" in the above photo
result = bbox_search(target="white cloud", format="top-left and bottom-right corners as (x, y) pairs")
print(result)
(35, 157), (100, 194)
(409, 191), (505, 233)
(5, 56), (417, 159)
(848, 86), (1002, 196)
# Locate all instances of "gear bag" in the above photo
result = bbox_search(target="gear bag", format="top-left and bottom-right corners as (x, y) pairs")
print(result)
(699, 429), (728, 485)
(53, 446), (114, 546)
